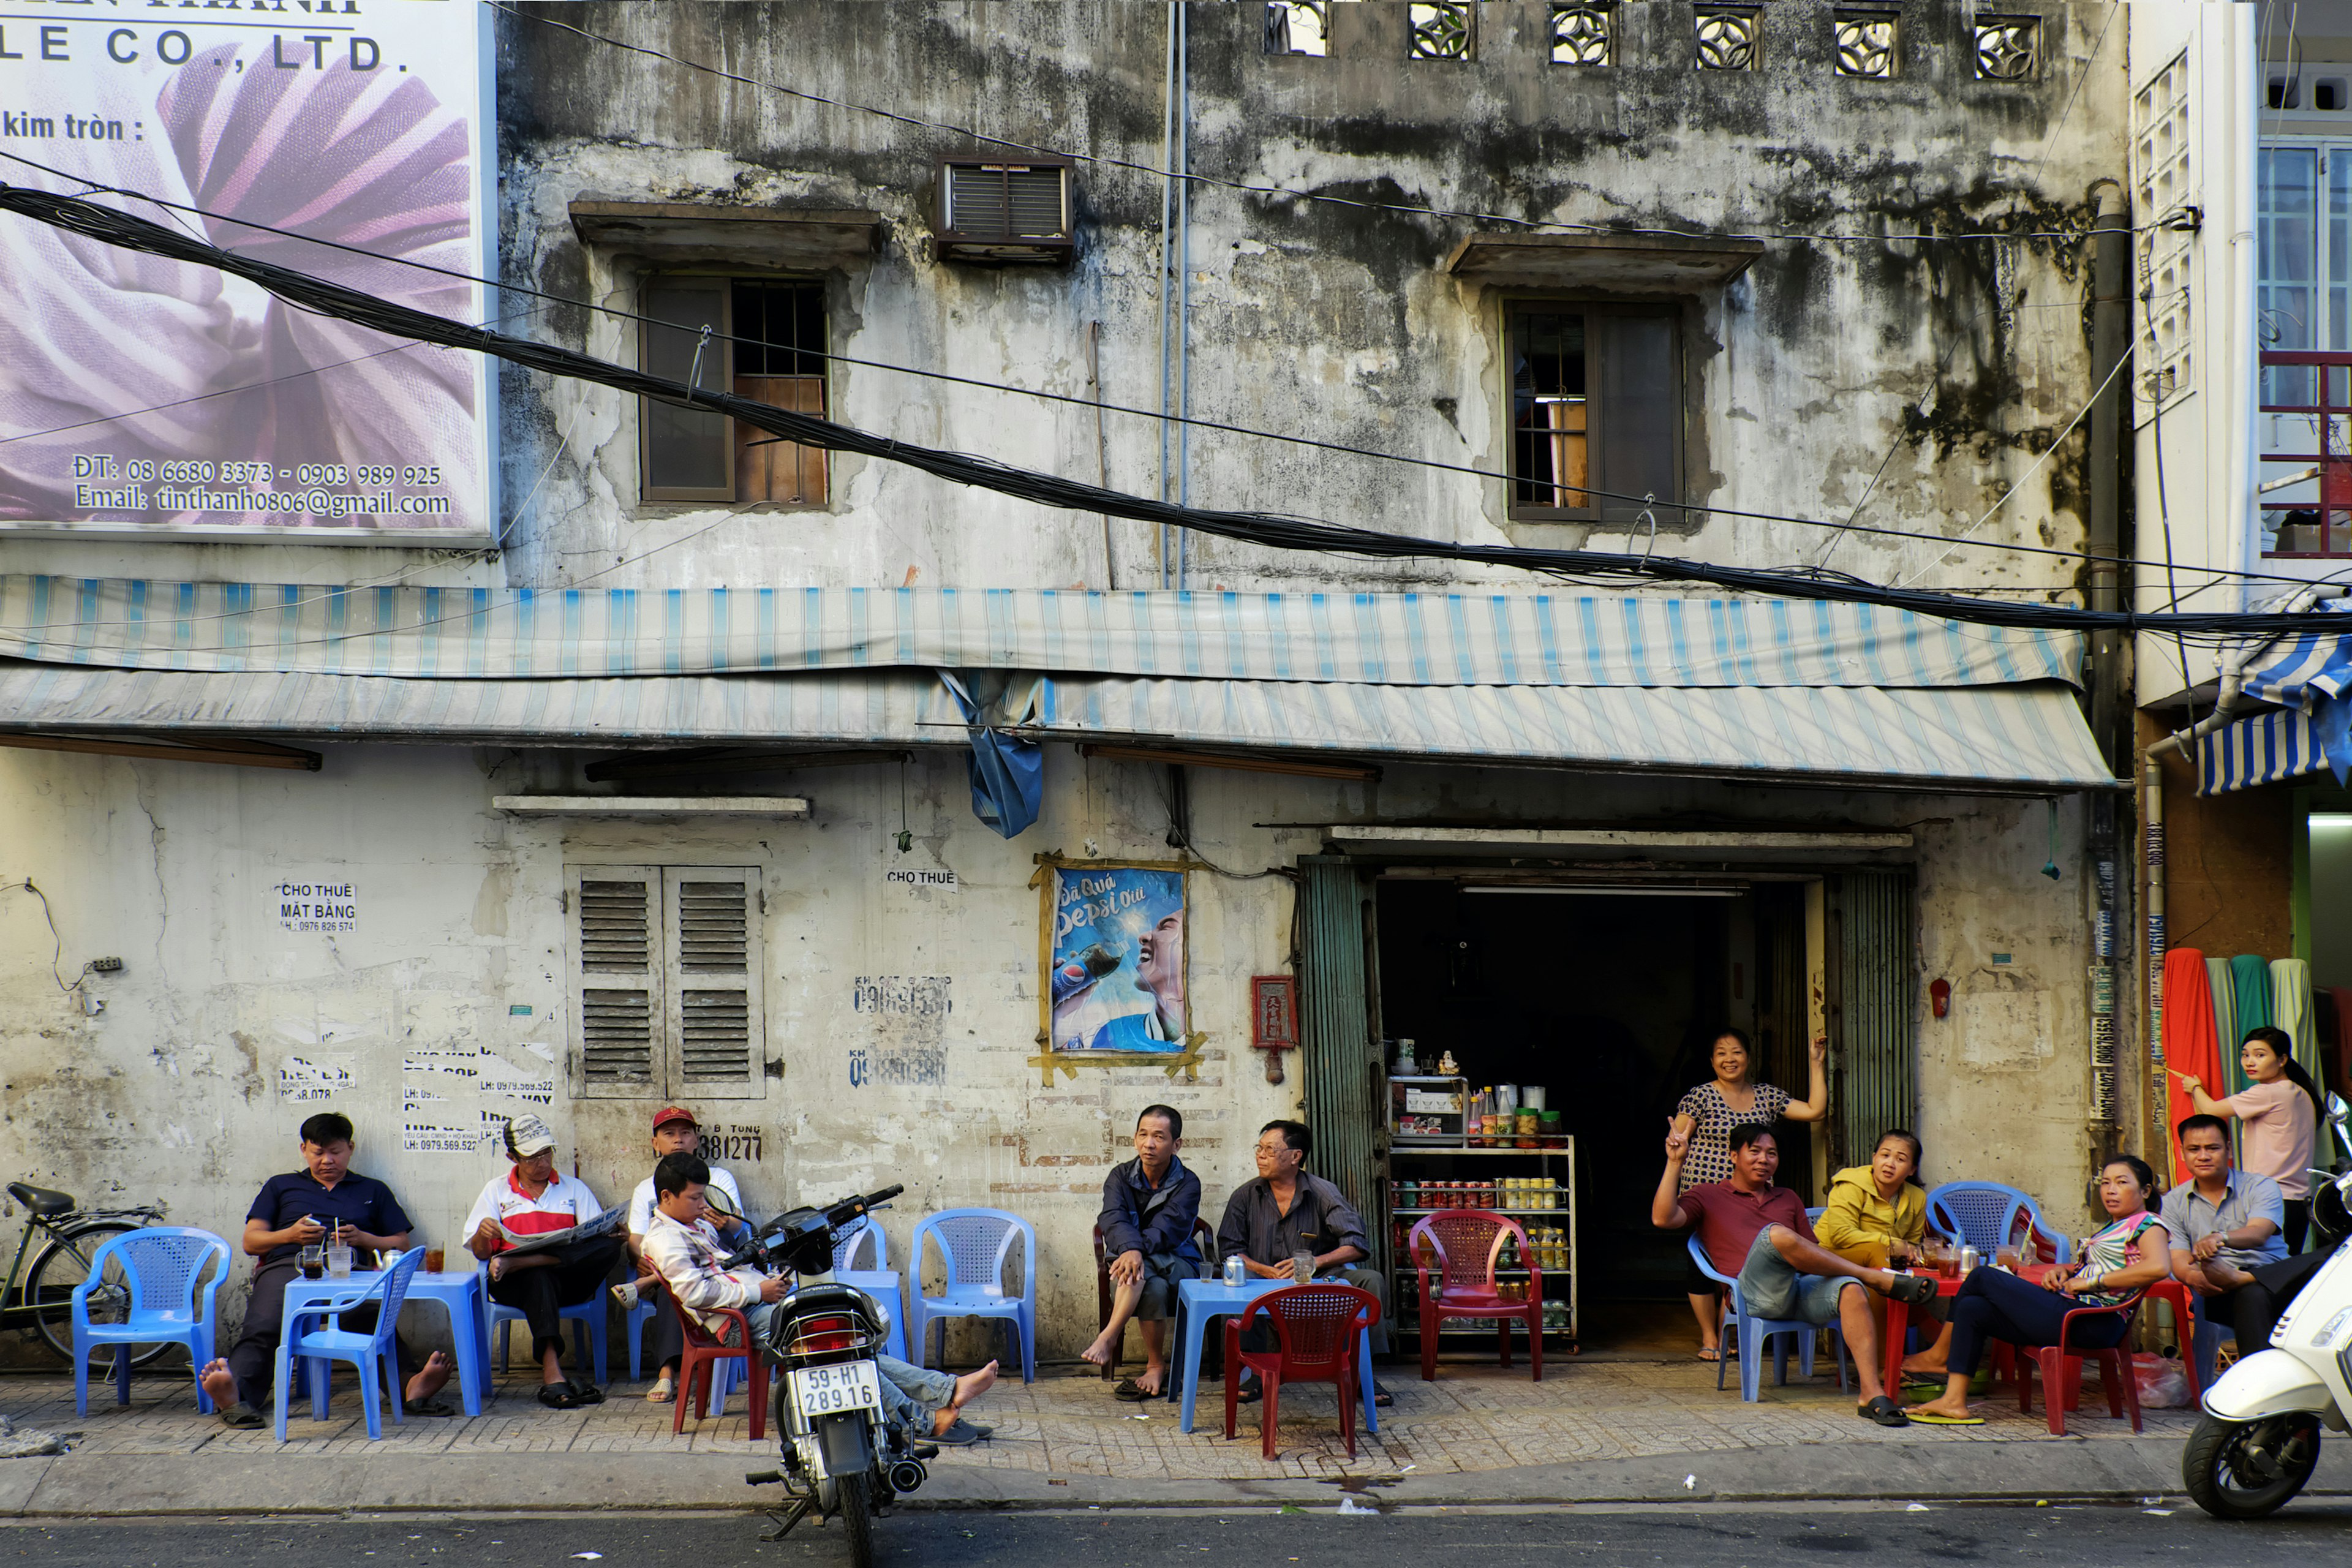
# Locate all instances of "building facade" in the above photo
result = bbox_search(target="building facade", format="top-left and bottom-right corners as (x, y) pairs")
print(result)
(0, 2), (2139, 1356)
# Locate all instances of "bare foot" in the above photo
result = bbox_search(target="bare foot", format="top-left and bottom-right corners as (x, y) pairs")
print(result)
(1079, 1335), (1115, 1368)
(1899, 1355), (1947, 1378)
(1132, 1363), (1166, 1396)
(404, 1350), (453, 1405)
(198, 1357), (239, 1407)
(932, 1359), (1000, 1436)
(1903, 1392), (1973, 1420)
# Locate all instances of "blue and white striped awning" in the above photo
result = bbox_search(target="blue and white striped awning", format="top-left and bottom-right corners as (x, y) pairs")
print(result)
(0, 576), (2079, 690)
(0, 576), (2116, 792)
(2201, 603), (2352, 794)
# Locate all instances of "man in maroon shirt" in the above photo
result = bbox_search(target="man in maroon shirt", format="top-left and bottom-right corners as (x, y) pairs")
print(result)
(1653, 1121), (1931, 1427)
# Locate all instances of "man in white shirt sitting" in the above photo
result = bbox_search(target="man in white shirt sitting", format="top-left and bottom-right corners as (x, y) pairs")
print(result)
(462, 1113), (623, 1410)
(625, 1106), (749, 1404)
(640, 1152), (996, 1446)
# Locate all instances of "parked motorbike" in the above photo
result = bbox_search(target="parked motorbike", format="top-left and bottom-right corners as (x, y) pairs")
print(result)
(2182, 1156), (2352, 1519)
(729, 1185), (916, 1567)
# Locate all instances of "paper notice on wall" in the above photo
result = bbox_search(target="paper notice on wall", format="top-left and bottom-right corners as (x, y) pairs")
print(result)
(477, 1048), (556, 1107)
(277, 1054), (355, 1104)
(882, 868), (959, 893)
(401, 1120), (485, 1156)
(273, 877), (358, 933)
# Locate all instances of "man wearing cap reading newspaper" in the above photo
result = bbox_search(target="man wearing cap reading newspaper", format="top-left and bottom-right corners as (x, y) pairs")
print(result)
(462, 1113), (624, 1409)
(624, 1105), (750, 1404)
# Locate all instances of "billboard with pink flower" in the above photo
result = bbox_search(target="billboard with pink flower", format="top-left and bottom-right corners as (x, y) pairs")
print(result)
(0, 1), (491, 541)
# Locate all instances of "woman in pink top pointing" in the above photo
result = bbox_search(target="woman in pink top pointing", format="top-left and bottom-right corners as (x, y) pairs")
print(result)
(2174, 1026), (2324, 1251)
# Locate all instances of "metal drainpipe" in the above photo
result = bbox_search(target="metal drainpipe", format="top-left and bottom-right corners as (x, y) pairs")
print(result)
(1174, 2), (1191, 590)
(1156, 2), (1176, 587)
(2085, 181), (2128, 768)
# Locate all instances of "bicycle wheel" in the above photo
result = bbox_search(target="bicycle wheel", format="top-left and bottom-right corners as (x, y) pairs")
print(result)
(28, 1222), (172, 1368)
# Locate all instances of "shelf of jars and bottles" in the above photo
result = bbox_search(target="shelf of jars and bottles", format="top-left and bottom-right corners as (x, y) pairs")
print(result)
(1386, 1137), (1578, 1354)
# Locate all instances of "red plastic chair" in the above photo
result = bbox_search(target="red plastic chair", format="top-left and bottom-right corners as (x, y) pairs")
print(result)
(2015, 1292), (2145, 1436)
(1407, 1211), (1544, 1384)
(2141, 1278), (2204, 1405)
(1090, 1216), (1219, 1380)
(670, 1295), (769, 1440)
(1223, 1283), (1379, 1460)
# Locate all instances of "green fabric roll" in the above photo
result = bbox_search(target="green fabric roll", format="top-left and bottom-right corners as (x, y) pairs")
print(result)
(2228, 954), (2272, 1099)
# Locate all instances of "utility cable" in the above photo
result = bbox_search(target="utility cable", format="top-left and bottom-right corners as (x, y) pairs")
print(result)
(5, 181), (2345, 640)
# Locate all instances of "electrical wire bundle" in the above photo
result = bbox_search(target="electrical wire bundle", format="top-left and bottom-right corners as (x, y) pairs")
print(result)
(0, 180), (2336, 638)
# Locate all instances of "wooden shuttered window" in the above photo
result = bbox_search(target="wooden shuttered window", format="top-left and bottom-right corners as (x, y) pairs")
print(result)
(568, 865), (764, 1101)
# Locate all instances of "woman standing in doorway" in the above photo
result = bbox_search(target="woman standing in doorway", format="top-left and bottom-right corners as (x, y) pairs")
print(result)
(2173, 1026), (2324, 1250)
(1665, 1027), (1830, 1360)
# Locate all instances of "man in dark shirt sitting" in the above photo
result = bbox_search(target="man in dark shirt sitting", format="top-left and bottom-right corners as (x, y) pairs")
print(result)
(1084, 1103), (1204, 1398)
(195, 1112), (453, 1428)
(1652, 1121), (1931, 1428)
(1215, 1119), (1392, 1404)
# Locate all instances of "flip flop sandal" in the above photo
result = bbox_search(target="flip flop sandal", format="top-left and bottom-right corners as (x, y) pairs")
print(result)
(1696, 1348), (1724, 1363)
(1232, 1380), (1262, 1405)
(1905, 1411), (1986, 1425)
(647, 1377), (676, 1404)
(930, 1417), (989, 1447)
(1113, 1378), (1156, 1401)
(1887, 1273), (1939, 1307)
(1373, 1384), (1393, 1408)
(1857, 1395), (1911, 1428)
(217, 1402), (265, 1430)
(537, 1383), (582, 1409)
(567, 1378), (606, 1405)
(402, 1396), (456, 1418)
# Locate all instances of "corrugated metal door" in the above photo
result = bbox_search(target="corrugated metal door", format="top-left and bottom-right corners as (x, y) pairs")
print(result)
(1828, 870), (1917, 1170)
(1297, 856), (1385, 1273)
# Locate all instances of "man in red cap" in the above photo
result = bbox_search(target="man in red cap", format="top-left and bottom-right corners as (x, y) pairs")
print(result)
(624, 1106), (748, 1403)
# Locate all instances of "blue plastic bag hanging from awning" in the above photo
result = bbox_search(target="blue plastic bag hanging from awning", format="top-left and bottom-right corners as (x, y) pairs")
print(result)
(937, 671), (1041, 838)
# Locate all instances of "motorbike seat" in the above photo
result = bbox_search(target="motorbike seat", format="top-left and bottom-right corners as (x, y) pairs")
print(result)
(7, 1183), (75, 1218)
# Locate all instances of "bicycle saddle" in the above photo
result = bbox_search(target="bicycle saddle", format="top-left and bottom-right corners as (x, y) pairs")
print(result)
(7, 1183), (74, 1217)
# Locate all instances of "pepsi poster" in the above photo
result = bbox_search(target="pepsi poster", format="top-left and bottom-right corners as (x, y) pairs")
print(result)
(1043, 862), (1189, 1055)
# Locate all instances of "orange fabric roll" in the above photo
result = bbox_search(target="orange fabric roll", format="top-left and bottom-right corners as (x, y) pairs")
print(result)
(2162, 947), (2222, 1185)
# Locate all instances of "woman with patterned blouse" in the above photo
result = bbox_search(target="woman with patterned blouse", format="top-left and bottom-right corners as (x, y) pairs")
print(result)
(1665, 1028), (1830, 1360)
(1902, 1155), (2173, 1424)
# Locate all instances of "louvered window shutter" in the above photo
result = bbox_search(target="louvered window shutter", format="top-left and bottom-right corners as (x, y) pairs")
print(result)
(1003, 168), (1067, 238)
(663, 867), (764, 1100)
(569, 867), (661, 1097)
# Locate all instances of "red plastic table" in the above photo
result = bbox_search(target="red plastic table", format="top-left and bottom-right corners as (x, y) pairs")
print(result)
(1886, 1262), (2051, 1396)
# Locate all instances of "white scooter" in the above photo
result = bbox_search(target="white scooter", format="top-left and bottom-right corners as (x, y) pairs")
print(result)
(2184, 1150), (2352, 1519)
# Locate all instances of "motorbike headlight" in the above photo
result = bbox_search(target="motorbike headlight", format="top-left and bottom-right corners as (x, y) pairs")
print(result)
(2313, 1306), (2352, 1350)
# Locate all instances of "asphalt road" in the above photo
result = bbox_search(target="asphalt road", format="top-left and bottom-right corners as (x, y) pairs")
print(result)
(1, 1503), (2350, 1567)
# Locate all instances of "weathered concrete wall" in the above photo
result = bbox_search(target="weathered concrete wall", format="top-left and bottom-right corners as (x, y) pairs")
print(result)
(0, 737), (2101, 1344)
(494, 0), (2126, 598)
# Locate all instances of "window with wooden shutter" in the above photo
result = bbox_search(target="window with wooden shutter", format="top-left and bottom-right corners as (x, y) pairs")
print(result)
(567, 865), (766, 1101)
(639, 277), (828, 505)
(569, 867), (662, 1096)
(665, 867), (764, 1100)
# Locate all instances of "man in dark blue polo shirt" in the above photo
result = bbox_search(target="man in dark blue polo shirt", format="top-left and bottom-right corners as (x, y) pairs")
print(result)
(195, 1112), (453, 1428)
(1084, 1104), (1203, 1398)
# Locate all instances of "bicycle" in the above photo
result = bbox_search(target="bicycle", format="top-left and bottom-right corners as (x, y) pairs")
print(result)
(1, 1181), (170, 1367)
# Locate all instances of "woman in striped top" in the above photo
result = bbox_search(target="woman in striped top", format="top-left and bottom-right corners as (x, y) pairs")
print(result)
(1902, 1156), (2171, 1424)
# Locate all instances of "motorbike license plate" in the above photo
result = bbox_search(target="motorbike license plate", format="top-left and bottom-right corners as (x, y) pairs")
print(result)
(790, 1361), (882, 1417)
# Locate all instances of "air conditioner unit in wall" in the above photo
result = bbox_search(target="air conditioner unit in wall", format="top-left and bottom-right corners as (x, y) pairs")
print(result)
(935, 157), (1075, 263)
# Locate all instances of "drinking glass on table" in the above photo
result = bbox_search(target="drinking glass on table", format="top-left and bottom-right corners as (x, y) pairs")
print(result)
(424, 1247), (445, 1274)
(299, 1243), (325, 1281)
(1290, 1250), (1314, 1284)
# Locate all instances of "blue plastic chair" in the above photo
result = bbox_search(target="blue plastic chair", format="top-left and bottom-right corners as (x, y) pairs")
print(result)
(909, 1208), (1036, 1382)
(483, 1260), (609, 1385)
(70, 1226), (230, 1418)
(274, 1246), (426, 1441)
(1687, 1234), (1848, 1402)
(833, 1215), (909, 1361)
(1926, 1182), (2073, 1264)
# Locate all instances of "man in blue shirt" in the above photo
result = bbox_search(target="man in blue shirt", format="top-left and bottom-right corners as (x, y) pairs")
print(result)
(1083, 1104), (1202, 1398)
(195, 1112), (453, 1428)
(2164, 1114), (2293, 1360)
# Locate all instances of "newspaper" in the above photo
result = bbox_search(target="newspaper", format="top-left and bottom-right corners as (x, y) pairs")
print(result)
(496, 1203), (627, 1258)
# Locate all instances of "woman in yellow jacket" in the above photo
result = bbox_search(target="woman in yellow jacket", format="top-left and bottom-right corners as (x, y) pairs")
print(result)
(1815, 1130), (1929, 1270)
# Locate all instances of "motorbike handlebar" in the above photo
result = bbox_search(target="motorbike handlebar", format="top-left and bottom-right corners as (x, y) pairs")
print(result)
(718, 1185), (906, 1273)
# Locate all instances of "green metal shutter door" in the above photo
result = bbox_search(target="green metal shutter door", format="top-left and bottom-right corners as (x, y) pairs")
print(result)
(1297, 856), (1384, 1267)
(1831, 870), (1917, 1171)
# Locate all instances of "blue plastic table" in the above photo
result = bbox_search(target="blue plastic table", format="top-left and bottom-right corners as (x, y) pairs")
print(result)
(1165, 1275), (1378, 1436)
(282, 1267), (490, 1418)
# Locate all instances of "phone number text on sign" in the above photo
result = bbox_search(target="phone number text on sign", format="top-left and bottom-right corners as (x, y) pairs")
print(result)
(274, 879), (357, 933)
